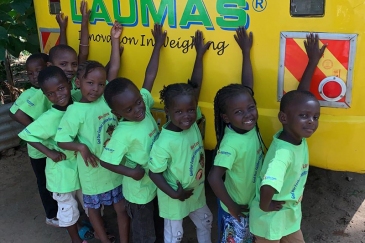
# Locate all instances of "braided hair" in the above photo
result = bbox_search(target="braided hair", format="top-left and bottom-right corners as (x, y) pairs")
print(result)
(213, 83), (266, 156)
(159, 80), (198, 107)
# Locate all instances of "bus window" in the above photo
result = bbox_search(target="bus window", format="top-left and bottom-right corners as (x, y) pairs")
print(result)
(290, 0), (325, 17)
(49, 0), (61, 15)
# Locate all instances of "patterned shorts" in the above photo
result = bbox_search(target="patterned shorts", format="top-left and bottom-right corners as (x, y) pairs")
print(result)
(83, 185), (124, 209)
(218, 202), (254, 243)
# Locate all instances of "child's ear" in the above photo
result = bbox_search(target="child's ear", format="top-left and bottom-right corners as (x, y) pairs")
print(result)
(278, 111), (288, 124)
(46, 62), (52, 67)
(221, 113), (229, 124)
(75, 78), (81, 88)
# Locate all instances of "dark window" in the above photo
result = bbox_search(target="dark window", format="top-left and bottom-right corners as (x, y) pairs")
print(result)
(49, 0), (61, 15)
(290, 0), (325, 17)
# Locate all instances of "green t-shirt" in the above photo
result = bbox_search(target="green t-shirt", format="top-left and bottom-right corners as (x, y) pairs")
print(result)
(100, 89), (158, 204)
(149, 121), (206, 220)
(11, 87), (46, 159)
(18, 107), (80, 193)
(214, 126), (263, 215)
(55, 97), (122, 195)
(249, 131), (309, 240)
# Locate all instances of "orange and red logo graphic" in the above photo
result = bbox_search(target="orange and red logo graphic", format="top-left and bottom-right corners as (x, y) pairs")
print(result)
(39, 28), (60, 54)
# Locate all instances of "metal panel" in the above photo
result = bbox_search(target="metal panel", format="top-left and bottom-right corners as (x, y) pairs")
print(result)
(0, 103), (24, 153)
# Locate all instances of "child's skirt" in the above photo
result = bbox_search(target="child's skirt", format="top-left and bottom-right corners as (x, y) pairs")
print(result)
(218, 201), (253, 243)
(83, 185), (123, 209)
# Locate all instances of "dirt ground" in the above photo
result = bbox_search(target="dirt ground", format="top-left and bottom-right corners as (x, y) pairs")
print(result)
(1, 146), (365, 243)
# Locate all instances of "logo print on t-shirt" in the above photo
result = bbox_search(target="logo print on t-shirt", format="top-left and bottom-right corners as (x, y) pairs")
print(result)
(196, 169), (203, 180)
(103, 124), (116, 147)
(199, 152), (205, 168)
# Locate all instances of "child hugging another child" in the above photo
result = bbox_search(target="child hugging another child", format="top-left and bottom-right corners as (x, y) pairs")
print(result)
(249, 33), (326, 243)
(148, 30), (213, 243)
(19, 66), (85, 243)
(100, 23), (166, 243)
(208, 27), (263, 243)
(55, 23), (127, 243)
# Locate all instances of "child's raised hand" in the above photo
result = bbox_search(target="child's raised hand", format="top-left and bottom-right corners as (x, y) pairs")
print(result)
(111, 21), (123, 39)
(304, 33), (327, 65)
(79, 144), (99, 168)
(80, 0), (91, 21)
(228, 203), (248, 221)
(267, 200), (285, 212)
(234, 26), (253, 53)
(175, 181), (194, 201)
(194, 30), (212, 56)
(48, 150), (66, 163)
(152, 23), (167, 48)
(130, 164), (145, 181)
(56, 13), (68, 30)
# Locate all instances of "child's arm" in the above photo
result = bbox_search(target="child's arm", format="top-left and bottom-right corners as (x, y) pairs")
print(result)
(13, 109), (33, 126)
(56, 13), (68, 45)
(78, 0), (91, 64)
(234, 27), (253, 88)
(28, 142), (66, 162)
(208, 166), (248, 220)
(100, 161), (145, 180)
(297, 33), (327, 91)
(106, 22), (123, 81)
(190, 30), (211, 100)
(142, 24), (166, 92)
(105, 46), (124, 77)
(57, 142), (98, 167)
(149, 171), (193, 201)
(259, 185), (285, 212)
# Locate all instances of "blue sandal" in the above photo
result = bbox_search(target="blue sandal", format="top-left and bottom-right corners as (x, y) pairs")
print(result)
(78, 225), (94, 241)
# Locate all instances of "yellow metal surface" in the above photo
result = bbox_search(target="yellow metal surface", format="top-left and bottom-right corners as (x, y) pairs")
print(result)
(34, 0), (365, 172)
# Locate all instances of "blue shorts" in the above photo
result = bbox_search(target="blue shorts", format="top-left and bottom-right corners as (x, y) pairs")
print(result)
(218, 201), (253, 243)
(83, 185), (124, 209)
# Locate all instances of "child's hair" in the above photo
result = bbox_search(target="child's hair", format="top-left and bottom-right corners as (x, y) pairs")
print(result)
(49, 44), (77, 63)
(25, 53), (49, 66)
(159, 81), (198, 108)
(38, 66), (68, 88)
(104, 77), (138, 108)
(280, 90), (317, 112)
(77, 60), (104, 79)
(213, 83), (266, 154)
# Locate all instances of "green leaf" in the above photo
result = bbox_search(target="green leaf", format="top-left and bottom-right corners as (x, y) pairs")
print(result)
(24, 16), (37, 30)
(0, 11), (13, 22)
(7, 36), (24, 57)
(10, 0), (31, 15)
(8, 24), (28, 37)
(0, 0), (12, 5)
(0, 26), (7, 40)
(24, 42), (40, 54)
(0, 45), (5, 61)
(27, 33), (39, 45)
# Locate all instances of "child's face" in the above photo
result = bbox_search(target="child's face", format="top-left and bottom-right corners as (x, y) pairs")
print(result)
(26, 59), (47, 87)
(221, 93), (258, 132)
(77, 67), (106, 103)
(111, 85), (146, 121)
(165, 94), (197, 131)
(41, 76), (71, 107)
(280, 98), (320, 141)
(49, 50), (78, 81)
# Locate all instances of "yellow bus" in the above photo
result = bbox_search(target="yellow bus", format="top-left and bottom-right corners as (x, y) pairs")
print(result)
(34, 0), (365, 172)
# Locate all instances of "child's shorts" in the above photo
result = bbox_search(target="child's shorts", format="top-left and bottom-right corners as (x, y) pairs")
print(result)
(83, 185), (124, 209)
(52, 191), (79, 227)
(218, 202), (253, 243)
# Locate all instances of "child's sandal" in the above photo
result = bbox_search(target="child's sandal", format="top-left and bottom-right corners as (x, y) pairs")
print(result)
(78, 225), (94, 240)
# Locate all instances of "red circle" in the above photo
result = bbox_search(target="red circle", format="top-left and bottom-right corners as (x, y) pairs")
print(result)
(322, 81), (342, 98)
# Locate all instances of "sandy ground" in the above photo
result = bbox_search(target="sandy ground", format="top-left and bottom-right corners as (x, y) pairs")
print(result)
(1, 147), (365, 243)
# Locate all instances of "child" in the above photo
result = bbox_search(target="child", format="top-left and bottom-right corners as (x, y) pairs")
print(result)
(55, 22), (128, 243)
(250, 90), (320, 243)
(18, 66), (85, 243)
(208, 27), (262, 243)
(148, 30), (213, 243)
(100, 23), (166, 243)
(249, 33), (326, 242)
(8, 53), (59, 227)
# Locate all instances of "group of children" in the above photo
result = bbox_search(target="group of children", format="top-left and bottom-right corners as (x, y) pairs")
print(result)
(9, 2), (327, 242)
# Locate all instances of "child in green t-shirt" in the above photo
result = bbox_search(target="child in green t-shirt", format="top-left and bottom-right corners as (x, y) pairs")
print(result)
(208, 27), (263, 243)
(18, 66), (85, 243)
(55, 22), (129, 243)
(100, 23), (166, 243)
(249, 34), (326, 243)
(8, 53), (59, 227)
(148, 30), (213, 243)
